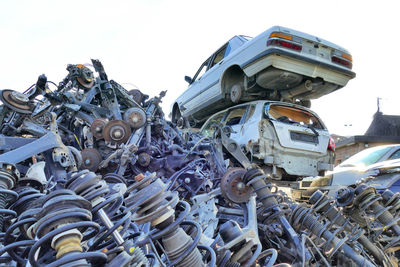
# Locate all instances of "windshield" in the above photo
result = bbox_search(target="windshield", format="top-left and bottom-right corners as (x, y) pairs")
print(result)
(338, 146), (393, 168)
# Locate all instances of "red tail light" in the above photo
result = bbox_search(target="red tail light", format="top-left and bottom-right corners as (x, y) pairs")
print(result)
(328, 137), (335, 151)
(267, 39), (302, 51)
(331, 56), (352, 69)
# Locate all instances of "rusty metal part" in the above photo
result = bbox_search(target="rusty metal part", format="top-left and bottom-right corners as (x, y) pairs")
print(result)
(102, 120), (131, 145)
(123, 107), (146, 129)
(128, 89), (143, 104)
(81, 148), (102, 172)
(137, 152), (151, 167)
(90, 118), (108, 139)
(76, 64), (94, 89)
(220, 168), (252, 203)
(0, 90), (33, 114)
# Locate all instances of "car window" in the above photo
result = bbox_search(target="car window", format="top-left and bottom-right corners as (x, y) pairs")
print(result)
(193, 58), (211, 82)
(201, 112), (225, 137)
(389, 149), (400, 160)
(209, 44), (228, 69)
(223, 106), (247, 126)
(243, 105), (256, 123)
(339, 146), (394, 168)
(265, 104), (324, 129)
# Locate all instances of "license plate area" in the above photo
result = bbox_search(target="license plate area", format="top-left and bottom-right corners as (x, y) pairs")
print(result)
(290, 131), (319, 144)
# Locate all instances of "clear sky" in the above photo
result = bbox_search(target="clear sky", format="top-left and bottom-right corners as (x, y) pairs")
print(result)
(1, 0), (399, 136)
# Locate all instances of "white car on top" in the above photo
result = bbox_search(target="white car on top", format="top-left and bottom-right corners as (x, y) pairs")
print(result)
(171, 25), (355, 127)
(200, 100), (335, 181)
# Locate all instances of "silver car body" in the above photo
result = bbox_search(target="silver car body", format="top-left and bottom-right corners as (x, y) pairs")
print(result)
(200, 100), (334, 179)
(172, 26), (355, 124)
(292, 144), (400, 200)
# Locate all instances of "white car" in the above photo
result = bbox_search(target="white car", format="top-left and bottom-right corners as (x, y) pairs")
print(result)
(171, 26), (355, 126)
(200, 100), (335, 180)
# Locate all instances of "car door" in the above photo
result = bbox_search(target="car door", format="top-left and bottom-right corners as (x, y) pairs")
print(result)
(221, 105), (252, 147)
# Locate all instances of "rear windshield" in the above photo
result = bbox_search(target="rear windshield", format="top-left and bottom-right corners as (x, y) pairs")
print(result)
(265, 104), (325, 130)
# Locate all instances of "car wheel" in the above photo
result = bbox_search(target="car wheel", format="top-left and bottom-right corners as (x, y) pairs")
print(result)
(230, 83), (243, 103)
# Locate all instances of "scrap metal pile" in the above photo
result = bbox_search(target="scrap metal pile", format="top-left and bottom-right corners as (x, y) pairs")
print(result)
(0, 60), (399, 267)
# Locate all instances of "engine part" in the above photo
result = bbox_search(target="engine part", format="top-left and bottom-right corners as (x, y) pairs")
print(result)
(0, 90), (33, 114)
(220, 167), (252, 203)
(124, 107), (146, 129)
(90, 118), (109, 139)
(81, 148), (103, 172)
(128, 89), (143, 104)
(102, 120), (132, 145)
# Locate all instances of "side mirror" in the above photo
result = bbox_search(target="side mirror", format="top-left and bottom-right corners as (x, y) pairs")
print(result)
(184, 76), (193, 84)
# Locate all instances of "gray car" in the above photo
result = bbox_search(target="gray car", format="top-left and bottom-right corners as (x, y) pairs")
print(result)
(292, 144), (400, 201)
(171, 26), (355, 127)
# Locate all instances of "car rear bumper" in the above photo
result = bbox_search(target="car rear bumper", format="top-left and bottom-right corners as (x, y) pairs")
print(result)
(241, 48), (356, 87)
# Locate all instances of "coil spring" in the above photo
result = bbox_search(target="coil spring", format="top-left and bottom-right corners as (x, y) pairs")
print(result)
(66, 170), (130, 250)
(382, 189), (400, 217)
(243, 169), (285, 224)
(309, 190), (364, 242)
(290, 204), (347, 258)
(354, 184), (400, 234)
(28, 190), (106, 267)
(0, 162), (19, 232)
(125, 176), (205, 267)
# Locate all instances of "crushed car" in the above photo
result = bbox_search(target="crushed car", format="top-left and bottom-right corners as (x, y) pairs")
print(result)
(200, 100), (335, 181)
(171, 25), (356, 127)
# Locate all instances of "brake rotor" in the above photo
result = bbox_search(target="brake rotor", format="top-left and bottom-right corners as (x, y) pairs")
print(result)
(128, 89), (143, 104)
(90, 118), (109, 139)
(0, 90), (33, 114)
(102, 120), (132, 145)
(81, 148), (102, 172)
(220, 167), (252, 203)
(123, 107), (146, 129)
(137, 152), (151, 167)
(76, 64), (95, 89)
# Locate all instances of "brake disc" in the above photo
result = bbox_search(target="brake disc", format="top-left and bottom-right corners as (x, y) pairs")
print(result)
(220, 167), (252, 203)
(128, 89), (143, 104)
(124, 107), (146, 129)
(102, 120), (131, 145)
(90, 118), (109, 139)
(81, 148), (102, 172)
(0, 90), (33, 114)
(76, 64), (95, 89)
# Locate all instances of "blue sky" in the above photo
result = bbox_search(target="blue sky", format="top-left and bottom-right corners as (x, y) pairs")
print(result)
(1, 0), (399, 136)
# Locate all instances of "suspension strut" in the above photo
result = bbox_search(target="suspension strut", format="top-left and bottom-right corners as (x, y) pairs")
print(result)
(290, 202), (375, 267)
(0, 162), (19, 232)
(125, 176), (205, 267)
(308, 190), (387, 264)
(243, 168), (305, 262)
(28, 190), (107, 267)
(353, 184), (400, 249)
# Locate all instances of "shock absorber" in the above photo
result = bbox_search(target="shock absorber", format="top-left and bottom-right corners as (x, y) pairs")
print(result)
(28, 190), (107, 267)
(242, 168), (303, 262)
(0, 162), (19, 232)
(125, 176), (205, 267)
(290, 203), (375, 267)
(66, 170), (150, 266)
(353, 184), (400, 249)
(308, 190), (387, 265)
(381, 189), (400, 218)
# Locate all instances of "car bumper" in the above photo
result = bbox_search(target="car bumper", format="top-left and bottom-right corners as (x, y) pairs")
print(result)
(241, 48), (356, 87)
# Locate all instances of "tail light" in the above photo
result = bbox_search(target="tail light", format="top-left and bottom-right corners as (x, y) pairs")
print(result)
(331, 51), (353, 69)
(267, 32), (302, 52)
(328, 137), (335, 151)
